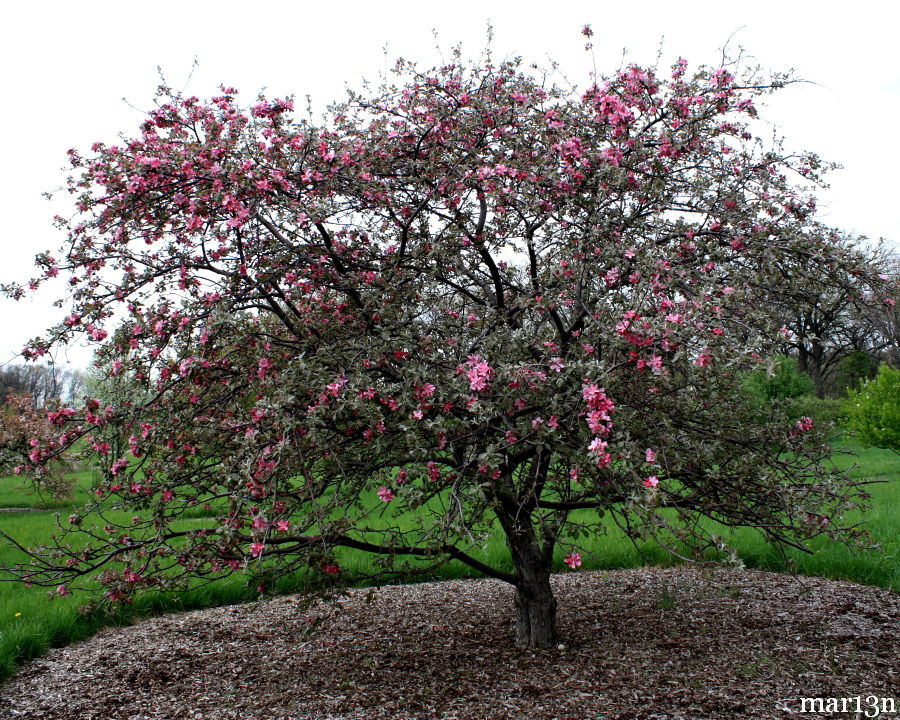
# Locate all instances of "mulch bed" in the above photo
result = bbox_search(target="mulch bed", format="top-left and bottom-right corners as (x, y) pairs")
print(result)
(1, 566), (897, 719)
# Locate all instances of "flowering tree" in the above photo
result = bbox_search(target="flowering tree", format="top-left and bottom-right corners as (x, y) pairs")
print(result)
(0, 394), (73, 498)
(1, 41), (891, 647)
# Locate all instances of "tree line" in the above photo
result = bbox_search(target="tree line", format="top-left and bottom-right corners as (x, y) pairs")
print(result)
(0, 364), (87, 407)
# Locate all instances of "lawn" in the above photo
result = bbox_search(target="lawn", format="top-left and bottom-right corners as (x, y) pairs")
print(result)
(0, 434), (896, 683)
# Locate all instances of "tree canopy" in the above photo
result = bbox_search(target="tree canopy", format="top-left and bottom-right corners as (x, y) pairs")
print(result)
(2, 42), (893, 647)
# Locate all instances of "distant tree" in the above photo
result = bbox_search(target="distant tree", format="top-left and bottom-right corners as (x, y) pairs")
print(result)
(1, 44), (892, 647)
(63, 368), (88, 406)
(855, 252), (900, 368)
(0, 368), (26, 406)
(771, 241), (898, 397)
(0, 364), (86, 407)
(833, 351), (879, 397)
(0, 394), (73, 497)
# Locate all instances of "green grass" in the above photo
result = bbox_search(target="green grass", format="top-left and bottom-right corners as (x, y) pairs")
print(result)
(0, 470), (96, 509)
(0, 434), (896, 683)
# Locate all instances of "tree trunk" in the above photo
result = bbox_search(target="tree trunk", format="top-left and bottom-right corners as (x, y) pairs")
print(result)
(492, 475), (559, 649)
(810, 339), (827, 398)
(510, 538), (557, 648)
(514, 574), (557, 648)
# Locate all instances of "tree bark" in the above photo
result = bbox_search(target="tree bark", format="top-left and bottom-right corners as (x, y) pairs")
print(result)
(492, 470), (559, 649)
(514, 572), (557, 648)
(509, 535), (557, 648)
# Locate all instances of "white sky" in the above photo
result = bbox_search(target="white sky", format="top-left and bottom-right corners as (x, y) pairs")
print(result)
(1, 0), (898, 369)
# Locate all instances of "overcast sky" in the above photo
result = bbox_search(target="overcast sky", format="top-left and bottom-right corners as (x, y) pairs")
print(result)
(1, 0), (897, 369)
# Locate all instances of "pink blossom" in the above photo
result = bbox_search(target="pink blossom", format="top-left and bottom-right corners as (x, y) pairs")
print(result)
(583, 385), (616, 421)
(465, 355), (494, 392)
(602, 147), (624, 167)
(56, 585), (70, 597)
(257, 357), (274, 379)
(789, 416), (815, 438)
(582, 383), (606, 407)
(249, 542), (265, 558)
(110, 458), (128, 476)
(417, 382), (436, 398)
(377, 486), (395, 502)
(645, 448), (657, 464)
(588, 437), (612, 466)
(549, 357), (565, 372)
(321, 562), (341, 575)
(276, 520), (290, 532)
(643, 475), (659, 488)
(586, 410), (612, 435)
(326, 375), (348, 397)
(564, 552), (583, 569)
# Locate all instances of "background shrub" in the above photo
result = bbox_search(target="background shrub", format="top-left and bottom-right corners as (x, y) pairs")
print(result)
(743, 355), (815, 404)
(783, 396), (845, 425)
(844, 365), (900, 452)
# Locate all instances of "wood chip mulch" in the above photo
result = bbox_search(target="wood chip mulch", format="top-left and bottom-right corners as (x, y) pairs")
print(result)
(1, 566), (897, 720)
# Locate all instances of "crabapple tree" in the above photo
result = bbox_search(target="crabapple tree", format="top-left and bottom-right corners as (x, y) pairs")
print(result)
(0, 394), (74, 498)
(1, 40), (891, 647)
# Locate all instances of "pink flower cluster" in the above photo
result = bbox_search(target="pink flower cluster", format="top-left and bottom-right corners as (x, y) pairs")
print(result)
(583, 382), (615, 466)
(463, 354), (494, 392)
(789, 416), (815, 438)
